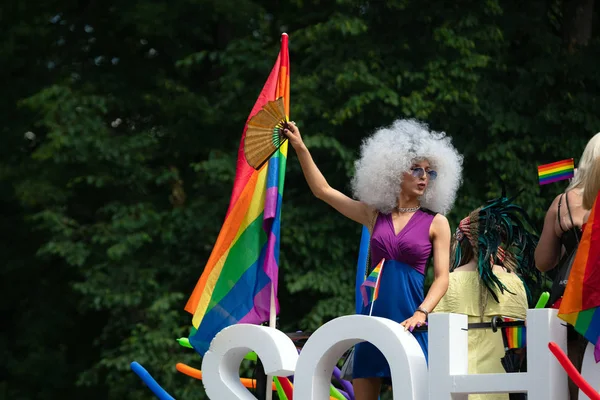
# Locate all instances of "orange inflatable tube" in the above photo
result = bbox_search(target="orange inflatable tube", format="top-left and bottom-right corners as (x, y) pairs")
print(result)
(175, 362), (337, 400)
(176, 363), (277, 391)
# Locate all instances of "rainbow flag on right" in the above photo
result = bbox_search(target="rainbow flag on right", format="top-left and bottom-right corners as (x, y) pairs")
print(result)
(558, 191), (600, 362)
(537, 158), (575, 185)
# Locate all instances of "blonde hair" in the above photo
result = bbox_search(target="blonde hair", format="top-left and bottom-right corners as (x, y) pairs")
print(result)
(583, 156), (600, 210)
(351, 119), (463, 215)
(567, 132), (600, 192)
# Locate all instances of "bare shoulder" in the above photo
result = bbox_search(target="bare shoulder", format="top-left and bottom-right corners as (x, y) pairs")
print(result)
(430, 213), (450, 239)
(540, 194), (561, 222)
(432, 213), (449, 226)
(565, 189), (587, 216)
(549, 193), (562, 212)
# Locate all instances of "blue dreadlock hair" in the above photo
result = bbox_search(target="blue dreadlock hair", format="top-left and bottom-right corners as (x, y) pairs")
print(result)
(451, 189), (542, 305)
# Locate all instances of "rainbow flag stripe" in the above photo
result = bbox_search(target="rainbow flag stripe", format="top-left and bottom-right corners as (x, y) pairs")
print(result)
(538, 158), (575, 185)
(502, 317), (526, 349)
(372, 279), (381, 303)
(360, 259), (384, 306)
(559, 190), (600, 362)
(184, 34), (290, 356)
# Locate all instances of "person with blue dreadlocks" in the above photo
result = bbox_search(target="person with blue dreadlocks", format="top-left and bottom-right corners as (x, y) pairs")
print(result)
(433, 195), (542, 400)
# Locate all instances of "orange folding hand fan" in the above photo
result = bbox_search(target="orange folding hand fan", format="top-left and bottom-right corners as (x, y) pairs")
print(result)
(244, 97), (289, 170)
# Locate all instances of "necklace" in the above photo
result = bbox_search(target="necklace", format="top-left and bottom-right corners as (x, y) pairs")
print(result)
(396, 205), (420, 213)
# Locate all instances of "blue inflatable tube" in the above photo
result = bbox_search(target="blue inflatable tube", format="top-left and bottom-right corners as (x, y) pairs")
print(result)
(130, 361), (176, 400)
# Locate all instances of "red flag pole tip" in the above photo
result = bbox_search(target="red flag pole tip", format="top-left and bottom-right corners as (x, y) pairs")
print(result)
(281, 32), (288, 36)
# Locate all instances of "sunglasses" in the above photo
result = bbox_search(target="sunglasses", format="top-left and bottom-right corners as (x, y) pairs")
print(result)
(410, 167), (438, 180)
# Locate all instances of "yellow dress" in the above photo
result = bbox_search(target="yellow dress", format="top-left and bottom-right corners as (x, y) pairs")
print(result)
(433, 271), (528, 400)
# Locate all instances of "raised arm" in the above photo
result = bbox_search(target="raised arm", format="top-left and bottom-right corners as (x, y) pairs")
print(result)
(401, 213), (451, 332)
(535, 195), (561, 272)
(284, 122), (373, 227)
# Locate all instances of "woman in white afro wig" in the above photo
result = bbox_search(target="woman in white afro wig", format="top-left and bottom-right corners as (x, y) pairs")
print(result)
(285, 119), (463, 400)
(352, 119), (463, 215)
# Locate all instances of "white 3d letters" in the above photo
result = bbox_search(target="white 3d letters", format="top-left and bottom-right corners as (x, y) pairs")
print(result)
(428, 309), (568, 399)
(201, 324), (298, 400)
(202, 309), (598, 400)
(293, 315), (427, 400)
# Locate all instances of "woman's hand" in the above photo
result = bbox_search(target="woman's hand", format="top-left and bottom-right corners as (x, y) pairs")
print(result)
(400, 311), (427, 332)
(281, 119), (373, 226)
(283, 121), (305, 150)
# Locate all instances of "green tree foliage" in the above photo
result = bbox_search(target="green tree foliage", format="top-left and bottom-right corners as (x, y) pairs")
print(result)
(2, 0), (599, 398)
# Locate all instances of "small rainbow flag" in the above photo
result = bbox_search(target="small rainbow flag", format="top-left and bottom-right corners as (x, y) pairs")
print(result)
(360, 258), (385, 306)
(501, 317), (526, 349)
(538, 158), (575, 185)
(559, 190), (600, 362)
(184, 34), (290, 356)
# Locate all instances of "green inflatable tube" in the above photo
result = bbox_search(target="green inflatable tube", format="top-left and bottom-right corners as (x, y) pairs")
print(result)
(176, 338), (257, 361)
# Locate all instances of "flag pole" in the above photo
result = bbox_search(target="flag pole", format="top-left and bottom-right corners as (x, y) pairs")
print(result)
(263, 285), (277, 400)
(265, 32), (289, 400)
(270, 284), (277, 328)
(368, 293), (376, 316)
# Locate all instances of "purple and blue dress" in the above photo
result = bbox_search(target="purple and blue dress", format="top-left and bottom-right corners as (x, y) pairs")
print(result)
(353, 208), (436, 380)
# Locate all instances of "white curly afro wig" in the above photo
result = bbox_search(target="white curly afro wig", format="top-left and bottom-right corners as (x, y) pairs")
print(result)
(351, 119), (463, 215)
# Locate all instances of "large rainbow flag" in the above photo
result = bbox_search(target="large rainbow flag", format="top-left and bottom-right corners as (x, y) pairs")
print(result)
(185, 34), (290, 356)
(558, 190), (600, 362)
